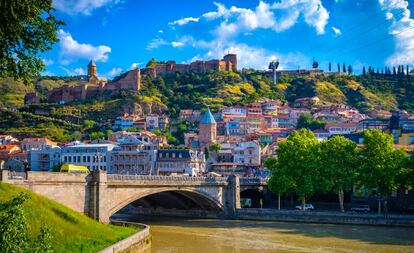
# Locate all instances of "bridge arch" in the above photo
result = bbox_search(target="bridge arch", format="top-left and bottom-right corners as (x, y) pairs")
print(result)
(108, 187), (224, 217)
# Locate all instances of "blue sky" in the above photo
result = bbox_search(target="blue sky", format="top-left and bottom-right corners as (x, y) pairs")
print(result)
(43, 0), (414, 78)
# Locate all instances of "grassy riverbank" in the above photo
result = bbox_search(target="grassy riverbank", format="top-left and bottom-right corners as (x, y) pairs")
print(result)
(0, 183), (137, 253)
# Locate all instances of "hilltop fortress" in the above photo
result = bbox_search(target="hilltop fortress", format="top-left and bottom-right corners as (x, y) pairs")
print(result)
(143, 53), (237, 78)
(25, 60), (141, 104)
(24, 54), (237, 104)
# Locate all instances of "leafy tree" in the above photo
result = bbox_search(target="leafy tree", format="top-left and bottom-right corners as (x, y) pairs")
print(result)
(0, 193), (29, 252)
(347, 65), (353, 75)
(337, 63), (340, 72)
(328, 62), (332, 72)
(359, 129), (406, 213)
(89, 131), (105, 140)
(319, 136), (358, 212)
(209, 143), (222, 160)
(0, 0), (63, 84)
(204, 146), (210, 159)
(362, 66), (366, 75)
(398, 150), (414, 191)
(267, 129), (320, 210)
(342, 63), (346, 73)
(265, 157), (294, 209)
(296, 114), (326, 131)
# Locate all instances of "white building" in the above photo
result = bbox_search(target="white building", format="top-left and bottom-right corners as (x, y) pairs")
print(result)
(61, 143), (118, 171)
(29, 145), (61, 171)
(222, 106), (247, 117)
(156, 149), (205, 176)
(110, 135), (158, 175)
(233, 141), (261, 165)
(325, 123), (358, 135)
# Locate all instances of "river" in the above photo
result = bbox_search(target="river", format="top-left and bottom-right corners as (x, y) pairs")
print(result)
(120, 217), (414, 253)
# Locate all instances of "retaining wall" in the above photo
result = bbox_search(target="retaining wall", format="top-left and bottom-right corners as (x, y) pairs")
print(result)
(235, 208), (414, 226)
(99, 222), (150, 253)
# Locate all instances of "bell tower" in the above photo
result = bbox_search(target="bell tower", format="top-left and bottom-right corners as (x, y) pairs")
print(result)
(87, 59), (98, 84)
(199, 107), (217, 148)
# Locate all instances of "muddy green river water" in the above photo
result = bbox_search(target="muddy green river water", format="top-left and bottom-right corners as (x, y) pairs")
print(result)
(137, 218), (414, 253)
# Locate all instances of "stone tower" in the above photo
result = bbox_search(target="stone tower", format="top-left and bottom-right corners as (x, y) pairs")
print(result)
(87, 60), (98, 83)
(199, 107), (217, 148)
(223, 54), (237, 72)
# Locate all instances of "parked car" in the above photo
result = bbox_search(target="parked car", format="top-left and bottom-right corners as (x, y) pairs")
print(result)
(350, 205), (371, 213)
(241, 198), (252, 208)
(295, 204), (314, 210)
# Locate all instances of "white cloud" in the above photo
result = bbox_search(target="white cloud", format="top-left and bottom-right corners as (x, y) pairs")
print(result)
(158, 30), (164, 33)
(105, 67), (123, 78)
(130, 62), (143, 69)
(271, 0), (330, 35)
(42, 58), (54, 65)
(146, 38), (169, 50)
(169, 17), (199, 26)
(58, 30), (111, 64)
(190, 40), (308, 70)
(171, 41), (185, 47)
(332, 26), (342, 36)
(59, 66), (86, 76)
(172, 0), (329, 37)
(379, 0), (414, 65)
(53, 0), (121, 15)
(41, 71), (55, 76)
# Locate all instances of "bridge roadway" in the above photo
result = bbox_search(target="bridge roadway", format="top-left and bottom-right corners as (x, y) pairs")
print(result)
(1, 170), (267, 223)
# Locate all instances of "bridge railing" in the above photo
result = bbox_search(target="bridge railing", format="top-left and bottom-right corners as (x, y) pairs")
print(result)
(8, 171), (27, 180)
(107, 174), (228, 183)
(239, 177), (268, 185)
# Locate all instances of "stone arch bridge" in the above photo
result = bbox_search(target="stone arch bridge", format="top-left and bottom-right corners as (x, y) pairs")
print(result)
(1, 170), (267, 223)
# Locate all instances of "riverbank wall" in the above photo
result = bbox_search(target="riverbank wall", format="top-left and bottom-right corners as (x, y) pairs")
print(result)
(115, 208), (414, 227)
(99, 222), (151, 253)
(235, 208), (414, 227)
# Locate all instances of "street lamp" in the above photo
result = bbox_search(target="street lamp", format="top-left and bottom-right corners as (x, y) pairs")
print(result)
(268, 59), (279, 86)
(94, 151), (103, 171)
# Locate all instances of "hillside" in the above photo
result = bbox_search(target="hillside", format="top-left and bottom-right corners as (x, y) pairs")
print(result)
(1, 71), (414, 142)
(0, 182), (137, 253)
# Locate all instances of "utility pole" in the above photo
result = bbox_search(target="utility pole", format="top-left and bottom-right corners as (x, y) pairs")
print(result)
(268, 59), (279, 86)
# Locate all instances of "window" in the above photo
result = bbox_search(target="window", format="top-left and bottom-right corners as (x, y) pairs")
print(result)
(87, 156), (90, 162)
(409, 136), (414, 145)
(64, 156), (68, 163)
(83, 156), (86, 162)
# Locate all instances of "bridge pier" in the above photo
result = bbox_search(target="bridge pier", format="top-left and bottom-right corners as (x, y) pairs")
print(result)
(89, 170), (110, 223)
(225, 175), (241, 216)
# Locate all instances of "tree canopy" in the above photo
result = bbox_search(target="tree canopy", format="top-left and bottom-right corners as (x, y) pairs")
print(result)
(296, 114), (326, 131)
(0, 0), (63, 84)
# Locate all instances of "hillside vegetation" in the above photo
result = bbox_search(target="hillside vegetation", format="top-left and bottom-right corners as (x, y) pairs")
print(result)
(0, 182), (137, 253)
(1, 70), (414, 142)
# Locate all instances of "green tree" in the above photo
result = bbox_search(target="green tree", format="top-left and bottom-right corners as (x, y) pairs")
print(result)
(397, 150), (414, 191)
(209, 143), (222, 160)
(267, 129), (320, 210)
(319, 136), (358, 212)
(0, 193), (29, 252)
(359, 129), (406, 213)
(265, 157), (294, 210)
(296, 114), (326, 131)
(0, 0), (63, 84)
(204, 146), (210, 160)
